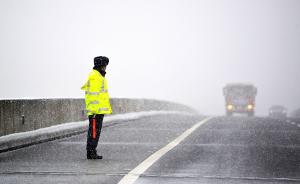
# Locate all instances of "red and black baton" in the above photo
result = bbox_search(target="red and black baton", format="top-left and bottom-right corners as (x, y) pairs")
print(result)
(92, 117), (96, 139)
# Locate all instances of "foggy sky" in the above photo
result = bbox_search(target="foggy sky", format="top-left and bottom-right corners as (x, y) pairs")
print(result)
(0, 0), (300, 116)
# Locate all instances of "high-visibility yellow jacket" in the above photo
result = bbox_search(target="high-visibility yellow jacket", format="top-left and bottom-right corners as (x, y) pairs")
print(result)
(81, 69), (112, 116)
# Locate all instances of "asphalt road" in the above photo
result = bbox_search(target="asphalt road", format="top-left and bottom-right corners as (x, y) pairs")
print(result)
(0, 114), (299, 184)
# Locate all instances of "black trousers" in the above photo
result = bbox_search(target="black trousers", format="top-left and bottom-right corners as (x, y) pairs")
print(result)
(86, 114), (104, 151)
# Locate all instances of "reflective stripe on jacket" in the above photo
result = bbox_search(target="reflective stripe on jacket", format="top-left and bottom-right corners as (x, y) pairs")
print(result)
(81, 69), (112, 115)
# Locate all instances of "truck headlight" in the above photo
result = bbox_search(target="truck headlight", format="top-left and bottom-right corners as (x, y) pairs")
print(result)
(247, 104), (253, 110)
(227, 105), (233, 110)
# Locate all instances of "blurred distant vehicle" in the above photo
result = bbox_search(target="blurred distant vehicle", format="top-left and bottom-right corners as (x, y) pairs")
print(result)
(290, 108), (300, 118)
(223, 83), (257, 117)
(269, 105), (287, 119)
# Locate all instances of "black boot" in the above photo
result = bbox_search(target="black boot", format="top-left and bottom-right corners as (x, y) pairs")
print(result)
(87, 150), (103, 159)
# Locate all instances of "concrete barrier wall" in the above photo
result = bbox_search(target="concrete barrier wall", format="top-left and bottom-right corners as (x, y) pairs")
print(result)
(0, 98), (197, 136)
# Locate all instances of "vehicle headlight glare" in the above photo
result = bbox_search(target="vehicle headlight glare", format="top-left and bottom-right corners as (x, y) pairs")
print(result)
(247, 104), (253, 110)
(227, 105), (233, 110)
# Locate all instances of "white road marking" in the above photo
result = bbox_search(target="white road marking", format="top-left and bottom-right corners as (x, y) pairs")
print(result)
(204, 175), (300, 182)
(297, 124), (300, 128)
(291, 122), (296, 125)
(117, 117), (213, 184)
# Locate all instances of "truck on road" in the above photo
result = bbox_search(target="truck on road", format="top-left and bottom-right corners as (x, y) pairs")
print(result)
(223, 83), (257, 116)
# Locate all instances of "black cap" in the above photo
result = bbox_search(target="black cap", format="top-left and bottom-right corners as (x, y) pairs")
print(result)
(94, 56), (109, 67)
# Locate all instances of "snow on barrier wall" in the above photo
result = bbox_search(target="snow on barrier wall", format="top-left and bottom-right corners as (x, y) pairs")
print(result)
(0, 98), (197, 137)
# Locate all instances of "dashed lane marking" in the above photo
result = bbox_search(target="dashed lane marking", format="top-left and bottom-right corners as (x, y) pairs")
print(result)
(203, 175), (300, 182)
(291, 122), (296, 125)
(117, 117), (213, 184)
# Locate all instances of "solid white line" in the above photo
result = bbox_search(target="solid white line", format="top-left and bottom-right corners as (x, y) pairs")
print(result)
(117, 117), (213, 184)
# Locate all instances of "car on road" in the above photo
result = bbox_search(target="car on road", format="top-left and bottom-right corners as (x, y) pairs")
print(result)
(269, 105), (287, 119)
(223, 83), (257, 117)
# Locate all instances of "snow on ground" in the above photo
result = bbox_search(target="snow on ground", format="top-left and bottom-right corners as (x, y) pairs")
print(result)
(0, 111), (195, 152)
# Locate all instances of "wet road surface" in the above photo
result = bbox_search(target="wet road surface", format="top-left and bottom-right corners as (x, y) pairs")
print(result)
(135, 116), (300, 184)
(0, 114), (299, 184)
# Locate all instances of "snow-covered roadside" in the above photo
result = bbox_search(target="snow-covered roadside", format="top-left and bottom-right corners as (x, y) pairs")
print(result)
(0, 111), (195, 153)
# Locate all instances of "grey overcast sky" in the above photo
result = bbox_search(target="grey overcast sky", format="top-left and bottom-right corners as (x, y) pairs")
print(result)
(0, 0), (300, 116)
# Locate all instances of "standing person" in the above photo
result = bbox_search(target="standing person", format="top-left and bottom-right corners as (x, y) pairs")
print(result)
(81, 56), (112, 159)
